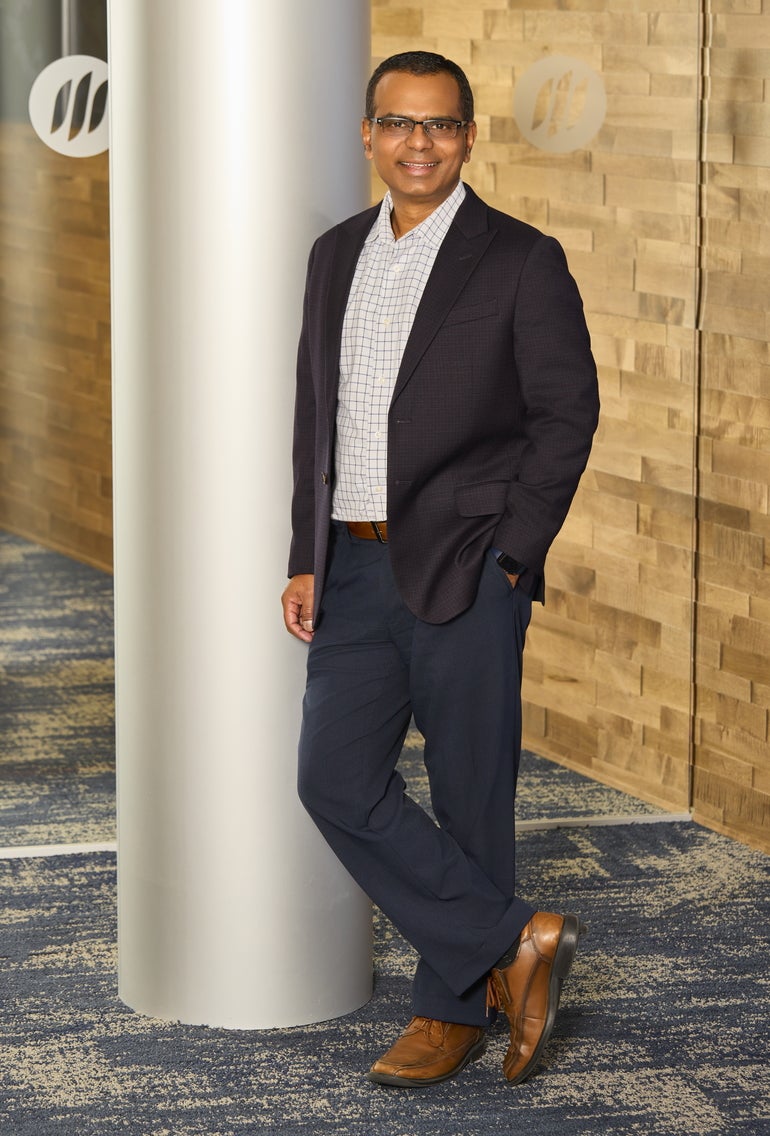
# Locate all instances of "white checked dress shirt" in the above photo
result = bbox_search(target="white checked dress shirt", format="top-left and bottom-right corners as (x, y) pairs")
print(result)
(332, 181), (466, 521)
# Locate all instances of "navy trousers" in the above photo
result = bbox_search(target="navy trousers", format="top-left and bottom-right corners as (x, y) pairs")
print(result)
(297, 522), (537, 1026)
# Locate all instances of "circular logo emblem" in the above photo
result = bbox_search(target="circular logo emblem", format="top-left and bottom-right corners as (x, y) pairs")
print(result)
(29, 55), (109, 157)
(513, 55), (606, 154)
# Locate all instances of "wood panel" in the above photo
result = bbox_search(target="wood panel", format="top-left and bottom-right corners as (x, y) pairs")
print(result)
(694, 3), (770, 850)
(0, 123), (112, 570)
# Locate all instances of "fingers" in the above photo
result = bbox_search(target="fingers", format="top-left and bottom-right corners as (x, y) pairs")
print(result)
(283, 596), (314, 642)
(281, 574), (315, 643)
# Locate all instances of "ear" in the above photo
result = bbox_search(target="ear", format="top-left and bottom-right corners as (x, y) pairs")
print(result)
(463, 121), (477, 164)
(361, 117), (373, 159)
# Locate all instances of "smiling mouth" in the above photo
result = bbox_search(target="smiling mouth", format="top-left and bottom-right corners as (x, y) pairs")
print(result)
(400, 161), (439, 168)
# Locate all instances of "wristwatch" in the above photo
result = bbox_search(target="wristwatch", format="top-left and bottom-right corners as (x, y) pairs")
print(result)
(496, 551), (527, 576)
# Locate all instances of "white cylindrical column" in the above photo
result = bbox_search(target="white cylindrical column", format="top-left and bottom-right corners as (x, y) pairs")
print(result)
(108, 0), (372, 1027)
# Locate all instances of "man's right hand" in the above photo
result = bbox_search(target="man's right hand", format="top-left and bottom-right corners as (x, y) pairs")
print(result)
(281, 574), (315, 643)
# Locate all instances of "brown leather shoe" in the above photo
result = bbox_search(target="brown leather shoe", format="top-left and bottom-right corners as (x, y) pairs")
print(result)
(488, 911), (585, 1085)
(368, 1016), (487, 1086)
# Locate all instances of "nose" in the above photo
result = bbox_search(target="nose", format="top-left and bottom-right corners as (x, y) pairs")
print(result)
(406, 122), (433, 149)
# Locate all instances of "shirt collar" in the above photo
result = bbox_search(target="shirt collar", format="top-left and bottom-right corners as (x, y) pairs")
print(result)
(366, 180), (467, 248)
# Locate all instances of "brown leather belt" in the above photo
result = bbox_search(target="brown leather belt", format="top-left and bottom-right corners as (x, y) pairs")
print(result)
(346, 521), (388, 543)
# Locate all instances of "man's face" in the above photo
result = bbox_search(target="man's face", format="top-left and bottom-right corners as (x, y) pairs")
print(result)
(362, 70), (476, 214)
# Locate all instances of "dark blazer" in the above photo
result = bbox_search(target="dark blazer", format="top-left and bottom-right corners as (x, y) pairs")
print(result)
(288, 184), (599, 625)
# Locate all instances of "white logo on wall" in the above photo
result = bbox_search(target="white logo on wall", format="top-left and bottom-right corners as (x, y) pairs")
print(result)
(29, 55), (109, 157)
(514, 55), (606, 154)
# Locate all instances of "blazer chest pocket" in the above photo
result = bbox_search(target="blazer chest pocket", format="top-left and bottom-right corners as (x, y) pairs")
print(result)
(442, 299), (499, 327)
(455, 479), (509, 517)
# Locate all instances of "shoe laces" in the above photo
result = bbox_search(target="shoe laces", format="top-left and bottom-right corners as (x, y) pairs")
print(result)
(411, 1017), (453, 1047)
(485, 974), (501, 1015)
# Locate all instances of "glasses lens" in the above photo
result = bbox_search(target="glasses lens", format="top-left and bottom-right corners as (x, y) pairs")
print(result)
(423, 119), (460, 139)
(378, 117), (413, 136)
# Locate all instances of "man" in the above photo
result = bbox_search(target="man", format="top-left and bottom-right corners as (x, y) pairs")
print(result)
(281, 51), (599, 1087)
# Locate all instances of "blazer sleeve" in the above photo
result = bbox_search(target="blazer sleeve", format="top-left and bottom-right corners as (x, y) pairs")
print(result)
(287, 242), (318, 577)
(493, 234), (600, 570)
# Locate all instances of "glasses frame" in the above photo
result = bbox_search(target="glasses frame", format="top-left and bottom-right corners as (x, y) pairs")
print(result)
(368, 116), (472, 140)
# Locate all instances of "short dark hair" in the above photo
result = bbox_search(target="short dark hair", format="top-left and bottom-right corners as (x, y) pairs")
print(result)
(365, 51), (474, 123)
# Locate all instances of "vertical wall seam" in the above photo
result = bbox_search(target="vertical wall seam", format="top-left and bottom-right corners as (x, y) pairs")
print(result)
(689, 0), (712, 813)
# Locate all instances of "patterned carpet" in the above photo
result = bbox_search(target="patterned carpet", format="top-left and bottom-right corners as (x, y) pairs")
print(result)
(0, 533), (116, 846)
(1, 531), (769, 1134)
(2, 826), (769, 1135)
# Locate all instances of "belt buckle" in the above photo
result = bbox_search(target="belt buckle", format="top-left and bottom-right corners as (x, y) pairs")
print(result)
(370, 522), (387, 544)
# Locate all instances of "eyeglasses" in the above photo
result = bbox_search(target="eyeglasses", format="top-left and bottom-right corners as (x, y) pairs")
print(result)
(368, 116), (471, 140)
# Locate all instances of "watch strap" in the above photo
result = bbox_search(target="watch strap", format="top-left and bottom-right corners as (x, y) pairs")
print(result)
(496, 551), (527, 575)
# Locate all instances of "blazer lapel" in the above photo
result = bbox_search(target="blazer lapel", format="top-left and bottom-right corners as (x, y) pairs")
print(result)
(392, 188), (496, 403)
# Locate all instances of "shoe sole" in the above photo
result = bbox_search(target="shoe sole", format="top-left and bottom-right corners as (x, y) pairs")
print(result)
(368, 1036), (487, 1087)
(505, 914), (586, 1086)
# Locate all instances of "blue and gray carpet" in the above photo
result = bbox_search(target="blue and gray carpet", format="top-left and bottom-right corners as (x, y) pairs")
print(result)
(1, 534), (115, 846)
(1, 531), (769, 1135)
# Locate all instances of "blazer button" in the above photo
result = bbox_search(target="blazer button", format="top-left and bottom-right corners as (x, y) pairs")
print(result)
(321, 472), (328, 485)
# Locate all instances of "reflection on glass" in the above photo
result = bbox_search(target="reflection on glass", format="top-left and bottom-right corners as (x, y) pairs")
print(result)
(0, 0), (106, 122)
(0, 0), (112, 569)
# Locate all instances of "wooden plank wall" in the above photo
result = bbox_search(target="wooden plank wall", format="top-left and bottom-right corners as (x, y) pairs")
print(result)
(0, 123), (112, 570)
(372, 0), (769, 851)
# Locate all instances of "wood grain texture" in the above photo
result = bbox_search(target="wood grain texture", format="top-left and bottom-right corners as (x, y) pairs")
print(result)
(693, 5), (770, 852)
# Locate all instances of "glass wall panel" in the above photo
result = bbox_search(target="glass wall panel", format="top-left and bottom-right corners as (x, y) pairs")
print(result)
(381, 2), (703, 810)
(370, 2), (701, 813)
(371, 0), (770, 839)
(488, 6), (699, 812)
(0, 0), (111, 568)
